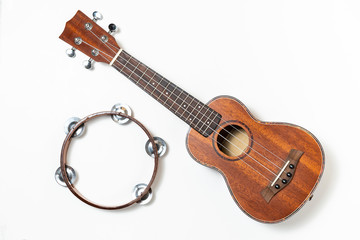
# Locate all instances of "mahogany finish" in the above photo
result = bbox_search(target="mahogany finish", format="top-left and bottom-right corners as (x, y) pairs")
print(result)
(59, 10), (119, 63)
(186, 96), (324, 223)
(60, 10), (325, 223)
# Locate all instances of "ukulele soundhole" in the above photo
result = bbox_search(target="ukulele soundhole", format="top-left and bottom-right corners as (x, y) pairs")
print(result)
(217, 124), (250, 158)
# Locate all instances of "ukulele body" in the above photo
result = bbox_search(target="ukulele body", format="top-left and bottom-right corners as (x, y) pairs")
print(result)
(186, 95), (324, 223)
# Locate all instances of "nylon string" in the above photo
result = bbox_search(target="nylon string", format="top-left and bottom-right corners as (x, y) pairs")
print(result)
(81, 37), (286, 182)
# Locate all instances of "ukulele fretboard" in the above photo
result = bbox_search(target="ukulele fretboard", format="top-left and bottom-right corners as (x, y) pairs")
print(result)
(112, 50), (222, 137)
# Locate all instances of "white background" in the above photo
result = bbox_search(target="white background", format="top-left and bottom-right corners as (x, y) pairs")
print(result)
(0, 0), (359, 239)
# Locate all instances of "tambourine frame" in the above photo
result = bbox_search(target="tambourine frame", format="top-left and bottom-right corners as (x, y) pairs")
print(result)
(60, 111), (159, 210)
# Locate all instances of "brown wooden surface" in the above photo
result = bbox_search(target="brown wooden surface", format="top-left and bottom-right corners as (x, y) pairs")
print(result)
(59, 11), (120, 64)
(186, 96), (324, 223)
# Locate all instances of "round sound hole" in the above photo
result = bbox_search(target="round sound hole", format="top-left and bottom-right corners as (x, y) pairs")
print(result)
(217, 124), (250, 157)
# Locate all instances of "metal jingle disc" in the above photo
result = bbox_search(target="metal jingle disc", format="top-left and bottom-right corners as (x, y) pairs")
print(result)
(64, 117), (85, 138)
(111, 103), (132, 124)
(133, 183), (153, 205)
(55, 166), (77, 187)
(145, 137), (167, 157)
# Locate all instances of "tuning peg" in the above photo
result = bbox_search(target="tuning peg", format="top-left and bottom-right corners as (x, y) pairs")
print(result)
(108, 23), (117, 34)
(92, 11), (103, 22)
(66, 47), (76, 58)
(83, 58), (94, 70)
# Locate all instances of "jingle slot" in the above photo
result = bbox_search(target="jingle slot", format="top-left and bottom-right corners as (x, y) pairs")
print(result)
(55, 166), (77, 187)
(64, 117), (85, 138)
(145, 137), (167, 157)
(111, 103), (132, 124)
(133, 183), (153, 205)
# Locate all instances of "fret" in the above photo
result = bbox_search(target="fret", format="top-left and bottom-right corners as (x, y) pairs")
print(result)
(151, 73), (163, 86)
(128, 62), (140, 78)
(175, 92), (189, 115)
(120, 55), (132, 72)
(158, 92), (169, 104)
(158, 93), (172, 108)
(189, 99), (200, 115)
(112, 50), (222, 137)
(159, 84), (178, 110)
(188, 100), (203, 128)
(149, 74), (162, 95)
(163, 84), (177, 107)
(174, 91), (189, 112)
(119, 64), (137, 84)
(198, 108), (216, 134)
(156, 80), (170, 100)
(180, 110), (190, 122)
(144, 80), (157, 93)
(170, 89), (184, 107)
(164, 83), (176, 107)
(142, 71), (157, 89)
(136, 66), (150, 84)
(159, 78), (169, 88)
(151, 76), (164, 100)
(179, 94), (192, 114)
(195, 106), (211, 131)
(181, 97), (196, 120)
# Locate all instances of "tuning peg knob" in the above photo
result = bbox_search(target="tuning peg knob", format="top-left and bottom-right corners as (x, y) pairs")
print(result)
(83, 58), (94, 70)
(108, 23), (117, 34)
(92, 11), (103, 22)
(66, 47), (76, 58)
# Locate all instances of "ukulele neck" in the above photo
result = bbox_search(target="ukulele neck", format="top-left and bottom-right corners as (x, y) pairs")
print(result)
(111, 50), (222, 137)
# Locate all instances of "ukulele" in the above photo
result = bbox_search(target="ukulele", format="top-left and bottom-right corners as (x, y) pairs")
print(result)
(60, 10), (325, 223)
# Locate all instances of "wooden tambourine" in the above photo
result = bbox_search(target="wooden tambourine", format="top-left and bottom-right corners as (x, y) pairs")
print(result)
(59, 111), (159, 210)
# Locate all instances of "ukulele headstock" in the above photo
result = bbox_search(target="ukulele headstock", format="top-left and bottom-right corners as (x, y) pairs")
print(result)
(59, 10), (120, 68)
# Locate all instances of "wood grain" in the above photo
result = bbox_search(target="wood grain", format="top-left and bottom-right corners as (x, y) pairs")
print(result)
(59, 10), (120, 64)
(186, 95), (324, 223)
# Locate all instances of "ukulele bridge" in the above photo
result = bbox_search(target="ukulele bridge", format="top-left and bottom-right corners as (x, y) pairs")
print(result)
(261, 149), (304, 203)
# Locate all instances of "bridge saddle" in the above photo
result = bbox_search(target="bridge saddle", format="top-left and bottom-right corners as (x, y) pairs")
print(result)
(261, 149), (304, 203)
